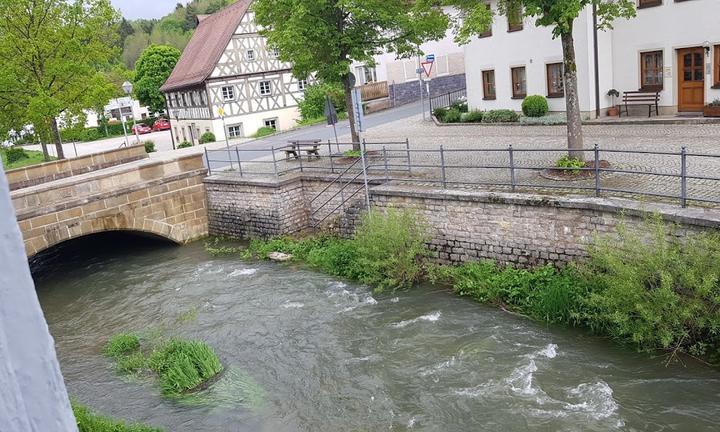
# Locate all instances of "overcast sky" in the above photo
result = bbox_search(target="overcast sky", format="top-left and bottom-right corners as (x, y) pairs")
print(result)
(111, 0), (178, 20)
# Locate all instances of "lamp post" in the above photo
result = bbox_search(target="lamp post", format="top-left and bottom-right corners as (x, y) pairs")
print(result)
(172, 111), (179, 150)
(122, 81), (139, 145)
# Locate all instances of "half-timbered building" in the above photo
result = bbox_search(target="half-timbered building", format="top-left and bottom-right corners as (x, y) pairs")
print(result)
(160, 0), (308, 144)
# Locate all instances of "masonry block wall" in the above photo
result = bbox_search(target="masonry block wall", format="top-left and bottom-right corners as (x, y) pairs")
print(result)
(6, 145), (148, 191)
(204, 175), (720, 267)
(389, 74), (466, 106)
(16, 154), (209, 257)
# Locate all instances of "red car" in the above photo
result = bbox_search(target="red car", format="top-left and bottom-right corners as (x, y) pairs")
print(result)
(132, 124), (152, 135)
(152, 119), (171, 131)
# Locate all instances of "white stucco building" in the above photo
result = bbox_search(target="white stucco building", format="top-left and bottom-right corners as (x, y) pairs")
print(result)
(160, 0), (308, 144)
(464, 0), (720, 117)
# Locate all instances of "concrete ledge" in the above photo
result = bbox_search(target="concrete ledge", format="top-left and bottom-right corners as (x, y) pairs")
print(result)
(371, 184), (720, 229)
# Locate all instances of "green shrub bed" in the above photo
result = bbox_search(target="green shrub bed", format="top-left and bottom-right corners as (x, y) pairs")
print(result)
(104, 334), (223, 396)
(73, 401), (163, 432)
(229, 211), (720, 364)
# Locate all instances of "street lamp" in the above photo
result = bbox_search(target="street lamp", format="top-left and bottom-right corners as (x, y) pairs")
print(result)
(122, 81), (140, 145)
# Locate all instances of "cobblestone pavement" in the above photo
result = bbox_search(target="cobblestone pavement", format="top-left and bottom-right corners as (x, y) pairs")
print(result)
(216, 114), (720, 208)
(355, 115), (720, 207)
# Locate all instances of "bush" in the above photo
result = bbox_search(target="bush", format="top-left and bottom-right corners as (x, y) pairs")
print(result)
(349, 209), (429, 293)
(582, 217), (720, 357)
(482, 109), (519, 123)
(72, 401), (164, 432)
(450, 98), (469, 113)
(199, 132), (216, 144)
(148, 339), (223, 395)
(462, 110), (484, 123)
(298, 82), (345, 120)
(144, 141), (155, 153)
(5, 146), (28, 164)
(104, 333), (140, 358)
(252, 127), (276, 138)
(177, 141), (192, 149)
(521, 95), (549, 117)
(443, 108), (462, 123)
(556, 155), (585, 174)
(432, 107), (448, 121)
(439, 261), (588, 325)
(519, 113), (567, 125)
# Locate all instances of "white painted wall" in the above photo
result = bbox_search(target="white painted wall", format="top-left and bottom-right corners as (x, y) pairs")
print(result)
(464, 0), (720, 115)
(0, 171), (77, 431)
(611, 0), (720, 111)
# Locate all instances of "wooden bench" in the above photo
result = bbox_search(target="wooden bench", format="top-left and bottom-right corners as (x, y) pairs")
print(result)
(620, 91), (660, 117)
(285, 139), (321, 160)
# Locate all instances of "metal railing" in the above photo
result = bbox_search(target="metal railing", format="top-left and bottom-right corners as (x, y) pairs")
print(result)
(429, 88), (467, 112)
(361, 144), (720, 208)
(203, 140), (720, 209)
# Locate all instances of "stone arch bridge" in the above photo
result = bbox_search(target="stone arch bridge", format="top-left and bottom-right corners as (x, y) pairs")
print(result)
(8, 145), (208, 257)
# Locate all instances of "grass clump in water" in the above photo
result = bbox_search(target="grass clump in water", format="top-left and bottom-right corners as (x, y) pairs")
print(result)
(149, 339), (223, 396)
(204, 236), (243, 256)
(72, 401), (163, 432)
(104, 333), (140, 358)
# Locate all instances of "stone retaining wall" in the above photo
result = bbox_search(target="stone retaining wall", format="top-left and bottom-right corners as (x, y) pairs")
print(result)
(6, 145), (148, 191)
(205, 174), (720, 266)
(390, 74), (466, 106)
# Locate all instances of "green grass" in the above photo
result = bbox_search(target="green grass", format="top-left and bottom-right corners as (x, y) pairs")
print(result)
(295, 111), (348, 127)
(1, 148), (53, 170)
(149, 339), (223, 396)
(104, 333), (140, 358)
(72, 401), (163, 432)
(105, 334), (224, 396)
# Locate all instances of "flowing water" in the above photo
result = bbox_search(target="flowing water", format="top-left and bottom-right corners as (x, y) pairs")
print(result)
(33, 233), (720, 432)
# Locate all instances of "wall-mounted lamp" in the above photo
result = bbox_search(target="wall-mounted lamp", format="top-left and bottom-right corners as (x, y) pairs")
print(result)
(703, 41), (711, 56)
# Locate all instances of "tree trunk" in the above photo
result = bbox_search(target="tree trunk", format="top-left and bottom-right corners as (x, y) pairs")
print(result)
(50, 118), (65, 160)
(342, 75), (360, 150)
(39, 142), (49, 161)
(561, 30), (584, 161)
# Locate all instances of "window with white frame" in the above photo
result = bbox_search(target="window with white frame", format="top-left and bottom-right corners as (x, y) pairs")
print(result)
(246, 49), (255, 61)
(264, 118), (278, 130)
(259, 80), (272, 96)
(270, 48), (280, 58)
(221, 86), (235, 101)
(298, 79), (308, 90)
(227, 124), (243, 138)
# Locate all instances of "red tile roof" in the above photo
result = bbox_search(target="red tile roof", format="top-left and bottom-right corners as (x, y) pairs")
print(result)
(160, 0), (252, 92)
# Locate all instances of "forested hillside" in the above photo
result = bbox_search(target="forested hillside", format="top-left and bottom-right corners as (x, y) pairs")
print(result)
(120, 0), (236, 68)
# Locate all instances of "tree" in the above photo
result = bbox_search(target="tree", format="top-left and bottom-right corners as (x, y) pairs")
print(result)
(254, 0), (448, 147)
(119, 18), (135, 48)
(449, 0), (635, 160)
(0, 0), (120, 160)
(184, 4), (198, 31)
(133, 45), (181, 114)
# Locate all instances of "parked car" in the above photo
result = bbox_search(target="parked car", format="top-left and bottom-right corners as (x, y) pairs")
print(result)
(132, 124), (152, 135)
(152, 118), (171, 131)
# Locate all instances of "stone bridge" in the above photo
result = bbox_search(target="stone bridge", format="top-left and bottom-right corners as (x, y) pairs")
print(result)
(8, 145), (209, 257)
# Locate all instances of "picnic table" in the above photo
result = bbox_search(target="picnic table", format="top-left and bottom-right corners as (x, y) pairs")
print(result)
(285, 139), (321, 160)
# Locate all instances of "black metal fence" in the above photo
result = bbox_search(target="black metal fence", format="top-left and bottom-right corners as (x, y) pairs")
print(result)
(429, 88), (467, 113)
(203, 140), (720, 209)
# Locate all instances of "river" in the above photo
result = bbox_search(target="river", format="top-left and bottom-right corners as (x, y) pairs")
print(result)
(32, 233), (720, 431)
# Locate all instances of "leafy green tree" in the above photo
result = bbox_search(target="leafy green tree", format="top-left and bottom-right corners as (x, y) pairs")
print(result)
(0, 0), (120, 160)
(254, 0), (448, 147)
(133, 45), (181, 114)
(449, 0), (635, 159)
(184, 4), (198, 31)
(119, 18), (135, 48)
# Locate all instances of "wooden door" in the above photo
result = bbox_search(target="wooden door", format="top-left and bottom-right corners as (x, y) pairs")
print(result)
(677, 47), (705, 112)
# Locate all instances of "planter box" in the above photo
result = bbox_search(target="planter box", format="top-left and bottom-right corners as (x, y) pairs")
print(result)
(703, 106), (720, 117)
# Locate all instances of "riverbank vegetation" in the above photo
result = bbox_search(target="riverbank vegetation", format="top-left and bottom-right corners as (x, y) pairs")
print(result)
(104, 334), (223, 396)
(222, 210), (720, 365)
(73, 401), (163, 432)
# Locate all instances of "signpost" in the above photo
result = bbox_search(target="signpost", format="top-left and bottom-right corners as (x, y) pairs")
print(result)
(420, 54), (435, 121)
(324, 95), (339, 149)
(217, 106), (234, 170)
